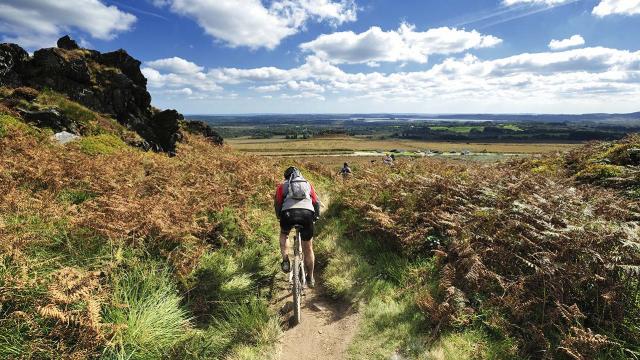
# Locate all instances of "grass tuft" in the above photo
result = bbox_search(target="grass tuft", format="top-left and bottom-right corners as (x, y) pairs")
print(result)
(103, 263), (191, 360)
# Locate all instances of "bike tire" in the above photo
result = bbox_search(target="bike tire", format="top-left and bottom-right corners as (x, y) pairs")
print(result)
(293, 256), (302, 325)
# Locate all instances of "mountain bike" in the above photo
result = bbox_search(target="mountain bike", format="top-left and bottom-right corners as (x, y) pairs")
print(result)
(290, 224), (306, 325)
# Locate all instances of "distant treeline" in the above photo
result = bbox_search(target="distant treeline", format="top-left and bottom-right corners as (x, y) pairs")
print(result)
(189, 114), (640, 142)
(397, 123), (640, 142)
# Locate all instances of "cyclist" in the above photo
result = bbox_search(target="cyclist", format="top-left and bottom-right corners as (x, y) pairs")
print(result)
(274, 167), (321, 287)
(338, 162), (352, 179)
(383, 153), (394, 166)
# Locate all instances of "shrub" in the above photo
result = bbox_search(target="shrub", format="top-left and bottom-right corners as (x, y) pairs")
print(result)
(0, 119), (288, 359)
(0, 102), (21, 118)
(598, 134), (640, 166)
(340, 156), (640, 358)
(575, 163), (625, 181)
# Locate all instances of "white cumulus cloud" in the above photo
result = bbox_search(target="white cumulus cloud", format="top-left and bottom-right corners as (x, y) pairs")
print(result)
(300, 23), (502, 65)
(142, 58), (222, 96)
(592, 0), (640, 17)
(154, 0), (357, 50)
(0, 0), (136, 49)
(548, 34), (585, 50)
(145, 57), (204, 74)
(146, 47), (640, 112)
(251, 84), (284, 93)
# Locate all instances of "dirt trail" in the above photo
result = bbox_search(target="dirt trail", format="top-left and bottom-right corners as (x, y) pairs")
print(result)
(274, 193), (360, 360)
(273, 279), (360, 360)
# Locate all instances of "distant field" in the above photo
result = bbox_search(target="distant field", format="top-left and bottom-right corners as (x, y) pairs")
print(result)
(227, 136), (579, 155)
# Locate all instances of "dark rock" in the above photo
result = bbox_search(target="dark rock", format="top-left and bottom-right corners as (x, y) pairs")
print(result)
(19, 107), (78, 134)
(151, 109), (183, 152)
(30, 48), (91, 85)
(0, 43), (30, 86)
(57, 35), (79, 50)
(184, 120), (224, 145)
(98, 49), (147, 87)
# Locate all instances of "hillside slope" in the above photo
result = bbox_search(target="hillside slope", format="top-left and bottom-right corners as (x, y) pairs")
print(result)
(0, 102), (287, 359)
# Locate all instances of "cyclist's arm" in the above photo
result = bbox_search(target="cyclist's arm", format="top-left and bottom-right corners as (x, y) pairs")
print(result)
(274, 184), (284, 218)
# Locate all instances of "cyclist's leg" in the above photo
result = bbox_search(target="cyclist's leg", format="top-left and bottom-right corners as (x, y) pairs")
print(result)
(300, 212), (315, 282)
(302, 239), (315, 281)
(279, 231), (289, 260)
(279, 214), (293, 272)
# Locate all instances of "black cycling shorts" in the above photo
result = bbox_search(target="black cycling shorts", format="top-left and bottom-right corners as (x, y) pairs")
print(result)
(280, 209), (315, 241)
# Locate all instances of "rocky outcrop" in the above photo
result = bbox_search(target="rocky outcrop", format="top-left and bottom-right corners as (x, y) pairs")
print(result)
(57, 35), (79, 50)
(184, 120), (224, 146)
(0, 35), (222, 153)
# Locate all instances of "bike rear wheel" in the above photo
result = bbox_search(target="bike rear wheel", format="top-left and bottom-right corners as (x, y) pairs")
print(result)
(292, 228), (304, 325)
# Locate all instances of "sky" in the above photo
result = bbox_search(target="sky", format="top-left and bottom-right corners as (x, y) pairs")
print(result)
(1, 0), (640, 114)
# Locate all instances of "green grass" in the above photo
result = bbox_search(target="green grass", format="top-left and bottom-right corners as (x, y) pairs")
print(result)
(500, 124), (523, 132)
(429, 126), (484, 134)
(171, 206), (281, 359)
(57, 187), (96, 205)
(0, 114), (34, 137)
(174, 299), (280, 360)
(1, 203), (283, 359)
(316, 203), (519, 359)
(425, 329), (519, 359)
(78, 133), (128, 155)
(315, 205), (430, 358)
(103, 263), (192, 360)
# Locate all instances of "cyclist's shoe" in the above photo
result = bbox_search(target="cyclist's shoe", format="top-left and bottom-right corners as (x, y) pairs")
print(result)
(306, 275), (315, 288)
(281, 257), (290, 273)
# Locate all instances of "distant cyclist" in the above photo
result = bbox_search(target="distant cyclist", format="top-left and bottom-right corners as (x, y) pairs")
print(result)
(274, 167), (321, 287)
(338, 162), (352, 179)
(383, 154), (394, 166)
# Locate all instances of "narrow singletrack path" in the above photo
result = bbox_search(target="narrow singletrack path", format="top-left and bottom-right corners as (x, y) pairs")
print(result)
(274, 193), (360, 360)
(274, 280), (360, 360)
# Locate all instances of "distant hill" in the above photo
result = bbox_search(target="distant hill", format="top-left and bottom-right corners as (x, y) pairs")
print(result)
(188, 112), (640, 125)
